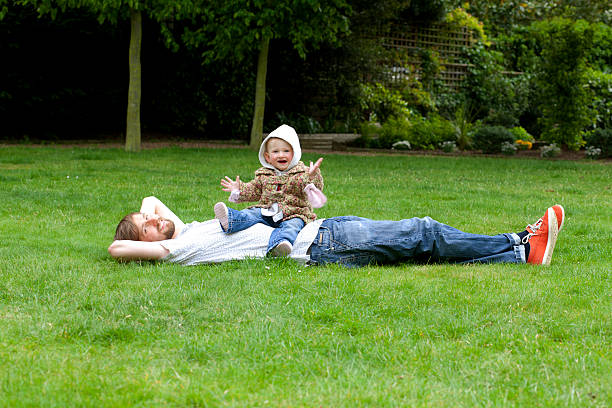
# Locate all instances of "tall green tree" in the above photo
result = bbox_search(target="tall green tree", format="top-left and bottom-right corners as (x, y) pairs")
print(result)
(176, 0), (351, 148)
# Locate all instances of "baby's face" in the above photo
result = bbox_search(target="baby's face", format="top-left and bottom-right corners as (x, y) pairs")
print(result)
(264, 138), (294, 171)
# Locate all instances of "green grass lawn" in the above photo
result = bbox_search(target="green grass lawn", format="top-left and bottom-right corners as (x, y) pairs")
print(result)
(0, 146), (610, 407)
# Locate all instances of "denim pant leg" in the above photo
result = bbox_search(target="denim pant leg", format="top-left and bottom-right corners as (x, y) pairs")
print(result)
(268, 217), (305, 253)
(225, 207), (267, 233)
(309, 216), (524, 268)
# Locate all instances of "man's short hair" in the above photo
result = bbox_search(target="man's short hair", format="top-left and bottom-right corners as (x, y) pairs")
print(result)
(114, 212), (139, 240)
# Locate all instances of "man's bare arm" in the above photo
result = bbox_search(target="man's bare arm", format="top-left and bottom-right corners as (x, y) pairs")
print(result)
(108, 240), (169, 261)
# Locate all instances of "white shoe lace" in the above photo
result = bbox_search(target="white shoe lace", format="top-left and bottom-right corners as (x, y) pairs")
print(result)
(522, 218), (543, 244)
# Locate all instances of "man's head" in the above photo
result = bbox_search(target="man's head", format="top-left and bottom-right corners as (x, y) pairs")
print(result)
(114, 212), (175, 241)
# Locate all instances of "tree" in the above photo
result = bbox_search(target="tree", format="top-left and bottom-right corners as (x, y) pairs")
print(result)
(175, 0), (351, 148)
(125, 7), (142, 152)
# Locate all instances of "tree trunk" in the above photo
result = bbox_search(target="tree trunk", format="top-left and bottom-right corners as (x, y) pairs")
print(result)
(249, 38), (270, 149)
(126, 9), (142, 152)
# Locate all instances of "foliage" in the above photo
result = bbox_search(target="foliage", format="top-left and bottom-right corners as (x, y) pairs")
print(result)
(515, 139), (533, 150)
(397, 0), (448, 24)
(169, 0), (354, 147)
(383, 48), (440, 116)
(501, 141), (518, 155)
(272, 112), (324, 134)
(540, 142), (561, 158)
(265, 36), (386, 133)
(359, 83), (411, 123)
(584, 128), (612, 158)
(448, 102), (479, 150)
(376, 116), (412, 148)
(509, 126), (535, 142)
(351, 121), (383, 148)
(462, 43), (532, 128)
(440, 140), (458, 152)
(396, 114), (456, 150)
(471, 125), (515, 154)
(399, 80), (437, 116)
(588, 22), (612, 71)
(450, 0), (612, 36)
(449, 0), (551, 36)
(417, 49), (444, 92)
(532, 18), (595, 149)
(176, 0), (351, 63)
(586, 69), (612, 130)
(492, 25), (540, 73)
(585, 145), (602, 159)
(434, 89), (465, 120)
(444, 4), (489, 45)
(354, 113), (455, 150)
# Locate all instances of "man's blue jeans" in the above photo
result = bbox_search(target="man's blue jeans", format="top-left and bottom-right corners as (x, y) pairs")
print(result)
(224, 207), (305, 253)
(308, 216), (524, 268)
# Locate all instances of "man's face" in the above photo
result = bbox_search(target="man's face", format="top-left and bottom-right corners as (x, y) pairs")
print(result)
(132, 213), (175, 241)
(264, 138), (294, 171)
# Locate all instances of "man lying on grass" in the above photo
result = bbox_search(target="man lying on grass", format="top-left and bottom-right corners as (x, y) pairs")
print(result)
(108, 196), (565, 267)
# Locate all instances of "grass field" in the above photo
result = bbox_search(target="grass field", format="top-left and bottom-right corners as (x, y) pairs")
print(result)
(0, 145), (610, 407)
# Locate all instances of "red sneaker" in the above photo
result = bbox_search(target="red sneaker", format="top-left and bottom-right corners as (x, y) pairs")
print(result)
(524, 207), (559, 265)
(526, 205), (565, 234)
(551, 204), (565, 232)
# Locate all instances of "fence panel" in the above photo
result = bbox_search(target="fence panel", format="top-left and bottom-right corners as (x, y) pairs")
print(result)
(375, 24), (475, 90)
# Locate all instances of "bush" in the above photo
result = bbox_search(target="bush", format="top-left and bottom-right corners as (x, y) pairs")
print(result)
(273, 112), (323, 134)
(501, 141), (518, 155)
(585, 146), (602, 159)
(404, 114), (456, 150)
(354, 114), (456, 150)
(377, 117), (412, 148)
(540, 143), (561, 158)
(515, 139), (533, 150)
(532, 18), (595, 150)
(448, 103), (479, 150)
(351, 122), (383, 148)
(440, 140), (458, 152)
(509, 126), (535, 142)
(589, 22), (612, 72)
(399, 80), (437, 116)
(359, 83), (410, 123)
(462, 43), (531, 128)
(586, 69), (612, 130)
(585, 128), (612, 158)
(472, 125), (515, 153)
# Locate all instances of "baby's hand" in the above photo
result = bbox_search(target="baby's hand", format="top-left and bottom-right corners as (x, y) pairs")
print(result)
(308, 158), (324, 175)
(221, 176), (240, 192)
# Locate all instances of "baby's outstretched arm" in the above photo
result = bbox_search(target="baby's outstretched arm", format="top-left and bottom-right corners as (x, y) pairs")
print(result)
(308, 158), (324, 176)
(305, 157), (326, 208)
(220, 176), (240, 192)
